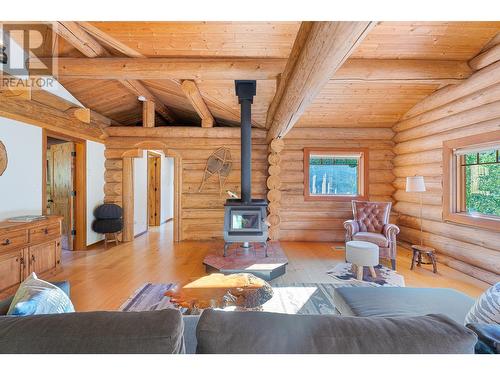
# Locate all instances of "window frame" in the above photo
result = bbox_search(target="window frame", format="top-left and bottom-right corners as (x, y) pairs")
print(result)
(303, 147), (369, 201)
(443, 130), (500, 232)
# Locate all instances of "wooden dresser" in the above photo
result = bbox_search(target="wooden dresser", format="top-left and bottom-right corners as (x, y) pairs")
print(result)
(0, 216), (62, 297)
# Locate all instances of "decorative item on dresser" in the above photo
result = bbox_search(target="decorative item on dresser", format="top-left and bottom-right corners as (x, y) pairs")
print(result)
(0, 216), (62, 298)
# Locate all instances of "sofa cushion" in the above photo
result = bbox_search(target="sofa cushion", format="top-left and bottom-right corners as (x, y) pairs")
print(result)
(352, 232), (388, 247)
(465, 282), (500, 325)
(333, 287), (474, 324)
(0, 281), (70, 316)
(196, 309), (476, 354)
(7, 273), (74, 316)
(0, 309), (185, 354)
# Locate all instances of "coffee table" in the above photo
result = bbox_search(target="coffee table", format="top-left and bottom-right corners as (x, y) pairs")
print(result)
(165, 273), (273, 310)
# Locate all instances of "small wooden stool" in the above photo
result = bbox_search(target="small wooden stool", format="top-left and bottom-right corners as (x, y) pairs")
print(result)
(411, 245), (437, 273)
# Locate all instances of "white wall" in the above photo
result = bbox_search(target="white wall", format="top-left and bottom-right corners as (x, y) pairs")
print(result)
(0, 119), (43, 220)
(161, 156), (174, 223)
(86, 141), (105, 245)
(133, 151), (148, 236)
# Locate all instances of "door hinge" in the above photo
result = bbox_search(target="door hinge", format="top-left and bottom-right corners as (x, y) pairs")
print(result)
(71, 229), (76, 235)
(71, 190), (77, 197)
(71, 151), (76, 157)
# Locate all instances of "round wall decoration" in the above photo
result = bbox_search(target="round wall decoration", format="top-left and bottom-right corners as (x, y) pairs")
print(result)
(0, 141), (7, 176)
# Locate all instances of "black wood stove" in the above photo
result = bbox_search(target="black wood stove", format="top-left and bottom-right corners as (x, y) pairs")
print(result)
(223, 80), (268, 256)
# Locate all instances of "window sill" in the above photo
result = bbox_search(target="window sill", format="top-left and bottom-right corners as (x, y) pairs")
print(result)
(443, 212), (500, 232)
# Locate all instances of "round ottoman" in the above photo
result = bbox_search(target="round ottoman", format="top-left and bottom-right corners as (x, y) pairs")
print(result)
(345, 240), (379, 280)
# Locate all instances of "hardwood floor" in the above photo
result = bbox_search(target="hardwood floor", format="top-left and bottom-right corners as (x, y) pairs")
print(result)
(57, 222), (489, 312)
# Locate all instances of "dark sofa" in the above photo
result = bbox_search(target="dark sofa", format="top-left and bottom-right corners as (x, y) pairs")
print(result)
(0, 282), (478, 354)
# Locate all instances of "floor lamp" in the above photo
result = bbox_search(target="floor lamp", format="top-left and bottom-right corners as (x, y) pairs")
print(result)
(406, 176), (426, 245)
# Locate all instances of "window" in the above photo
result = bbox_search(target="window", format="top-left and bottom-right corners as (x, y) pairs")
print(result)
(303, 148), (368, 201)
(443, 131), (500, 231)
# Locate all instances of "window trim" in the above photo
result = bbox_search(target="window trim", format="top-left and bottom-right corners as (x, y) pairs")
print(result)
(303, 147), (369, 201)
(443, 130), (500, 232)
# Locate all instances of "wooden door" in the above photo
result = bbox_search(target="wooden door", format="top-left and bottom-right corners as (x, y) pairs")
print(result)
(148, 153), (161, 226)
(28, 241), (58, 276)
(0, 248), (25, 293)
(47, 142), (74, 250)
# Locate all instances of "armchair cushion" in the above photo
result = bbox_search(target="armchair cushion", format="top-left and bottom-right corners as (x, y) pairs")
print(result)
(352, 201), (391, 233)
(343, 220), (359, 237)
(383, 223), (400, 239)
(352, 232), (389, 247)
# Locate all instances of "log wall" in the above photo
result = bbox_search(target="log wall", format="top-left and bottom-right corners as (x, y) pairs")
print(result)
(392, 59), (500, 285)
(103, 128), (268, 241)
(278, 127), (396, 241)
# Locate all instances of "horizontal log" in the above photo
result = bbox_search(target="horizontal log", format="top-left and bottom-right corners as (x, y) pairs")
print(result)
(393, 119), (500, 155)
(393, 150), (442, 167)
(398, 214), (500, 251)
(286, 127), (394, 140)
(399, 226), (500, 274)
(45, 57), (471, 83)
(281, 219), (346, 230)
(104, 159), (123, 170)
(402, 60), (500, 120)
(106, 127), (267, 139)
(393, 190), (442, 206)
(394, 83), (500, 132)
(393, 202), (442, 221)
(394, 101), (500, 142)
(104, 182), (122, 196)
(104, 170), (122, 183)
(280, 149), (394, 162)
(393, 163), (442, 178)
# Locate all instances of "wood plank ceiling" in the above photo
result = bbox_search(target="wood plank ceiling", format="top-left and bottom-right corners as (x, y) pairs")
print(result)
(51, 21), (500, 128)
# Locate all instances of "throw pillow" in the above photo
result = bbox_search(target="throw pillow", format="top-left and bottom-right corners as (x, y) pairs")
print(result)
(7, 273), (75, 316)
(465, 282), (500, 325)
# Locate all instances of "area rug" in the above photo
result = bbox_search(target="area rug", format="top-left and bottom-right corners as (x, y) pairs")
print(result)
(327, 263), (405, 287)
(119, 283), (178, 312)
(119, 282), (363, 315)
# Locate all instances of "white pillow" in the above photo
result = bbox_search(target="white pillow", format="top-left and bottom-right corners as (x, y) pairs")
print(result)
(7, 273), (75, 316)
(465, 282), (500, 325)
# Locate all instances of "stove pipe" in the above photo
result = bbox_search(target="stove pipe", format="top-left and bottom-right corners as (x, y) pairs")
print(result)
(235, 80), (256, 204)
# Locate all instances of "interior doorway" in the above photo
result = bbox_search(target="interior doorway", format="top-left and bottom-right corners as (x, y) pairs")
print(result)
(147, 152), (161, 227)
(42, 130), (86, 251)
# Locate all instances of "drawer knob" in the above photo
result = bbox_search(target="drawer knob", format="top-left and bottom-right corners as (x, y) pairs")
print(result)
(1, 239), (11, 246)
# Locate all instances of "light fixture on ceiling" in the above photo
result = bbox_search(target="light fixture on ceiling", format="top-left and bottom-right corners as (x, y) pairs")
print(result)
(138, 95), (147, 102)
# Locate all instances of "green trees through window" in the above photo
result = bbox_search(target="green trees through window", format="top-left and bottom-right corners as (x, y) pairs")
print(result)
(462, 149), (500, 217)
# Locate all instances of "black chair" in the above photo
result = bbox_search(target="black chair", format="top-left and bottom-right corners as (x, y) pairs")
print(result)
(92, 204), (123, 249)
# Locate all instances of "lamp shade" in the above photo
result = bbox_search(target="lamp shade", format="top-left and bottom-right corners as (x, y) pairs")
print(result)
(406, 176), (426, 192)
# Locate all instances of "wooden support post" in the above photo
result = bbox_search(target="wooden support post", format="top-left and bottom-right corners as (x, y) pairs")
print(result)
(142, 101), (155, 128)
(122, 157), (134, 242)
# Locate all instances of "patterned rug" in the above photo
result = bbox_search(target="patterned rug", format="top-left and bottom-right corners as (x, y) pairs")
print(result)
(327, 263), (405, 287)
(119, 282), (365, 315)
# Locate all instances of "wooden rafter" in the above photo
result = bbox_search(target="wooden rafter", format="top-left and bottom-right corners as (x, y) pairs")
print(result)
(180, 80), (215, 128)
(55, 22), (176, 124)
(267, 21), (375, 141)
(56, 22), (110, 58)
(118, 79), (176, 123)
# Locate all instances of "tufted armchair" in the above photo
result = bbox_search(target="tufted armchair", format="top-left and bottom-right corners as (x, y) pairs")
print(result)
(344, 201), (400, 270)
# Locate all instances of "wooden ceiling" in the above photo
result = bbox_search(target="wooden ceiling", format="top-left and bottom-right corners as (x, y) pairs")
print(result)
(51, 21), (500, 128)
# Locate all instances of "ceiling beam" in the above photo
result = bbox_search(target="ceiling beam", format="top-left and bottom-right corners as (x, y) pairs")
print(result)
(469, 43), (500, 71)
(0, 90), (108, 142)
(180, 80), (215, 128)
(55, 22), (110, 58)
(40, 56), (470, 83)
(54, 22), (176, 124)
(267, 21), (375, 141)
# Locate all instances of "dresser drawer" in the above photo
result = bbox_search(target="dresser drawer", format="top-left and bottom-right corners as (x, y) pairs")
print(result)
(0, 229), (28, 251)
(29, 223), (61, 243)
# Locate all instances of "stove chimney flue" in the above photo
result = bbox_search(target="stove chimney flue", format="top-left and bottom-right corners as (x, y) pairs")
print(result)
(235, 80), (256, 204)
